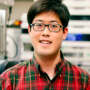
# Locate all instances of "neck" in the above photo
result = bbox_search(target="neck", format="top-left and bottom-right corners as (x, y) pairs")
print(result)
(34, 51), (61, 78)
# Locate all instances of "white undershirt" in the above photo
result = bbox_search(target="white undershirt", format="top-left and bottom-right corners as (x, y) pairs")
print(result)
(50, 77), (53, 80)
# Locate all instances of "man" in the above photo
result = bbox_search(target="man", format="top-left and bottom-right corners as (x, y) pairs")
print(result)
(0, 0), (90, 89)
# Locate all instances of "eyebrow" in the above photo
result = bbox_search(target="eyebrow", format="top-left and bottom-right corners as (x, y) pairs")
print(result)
(34, 20), (59, 23)
(50, 20), (59, 23)
(35, 20), (43, 22)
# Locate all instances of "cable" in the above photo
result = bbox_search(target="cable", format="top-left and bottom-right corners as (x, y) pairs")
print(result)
(6, 35), (18, 59)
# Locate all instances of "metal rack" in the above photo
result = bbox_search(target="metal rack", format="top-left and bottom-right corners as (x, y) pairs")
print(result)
(0, 8), (6, 60)
(61, 0), (90, 73)
(0, 0), (14, 60)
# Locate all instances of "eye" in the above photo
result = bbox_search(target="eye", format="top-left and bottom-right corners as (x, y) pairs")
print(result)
(51, 25), (58, 27)
(35, 23), (43, 27)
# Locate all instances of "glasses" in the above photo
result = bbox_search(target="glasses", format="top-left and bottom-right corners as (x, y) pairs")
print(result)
(30, 23), (64, 32)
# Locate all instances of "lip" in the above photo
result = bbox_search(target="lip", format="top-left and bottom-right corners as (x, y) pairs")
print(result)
(39, 40), (52, 44)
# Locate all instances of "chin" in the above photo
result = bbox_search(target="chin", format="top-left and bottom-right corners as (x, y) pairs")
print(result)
(39, 51), (54, 57)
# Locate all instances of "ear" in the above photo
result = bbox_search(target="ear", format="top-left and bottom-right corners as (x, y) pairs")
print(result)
(63, 27), (68, 40)
(28, 25), (31, 34)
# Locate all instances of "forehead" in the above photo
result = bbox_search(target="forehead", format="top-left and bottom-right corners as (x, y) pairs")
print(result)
(32, 11), (62, 24)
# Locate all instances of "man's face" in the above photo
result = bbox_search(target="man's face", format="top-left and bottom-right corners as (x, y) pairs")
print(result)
(28, 11), (68, 57)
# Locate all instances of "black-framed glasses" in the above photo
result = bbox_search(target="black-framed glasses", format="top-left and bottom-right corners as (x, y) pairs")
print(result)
(30, 23), (64, 32)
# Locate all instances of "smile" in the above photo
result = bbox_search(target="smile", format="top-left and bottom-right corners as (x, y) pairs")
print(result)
(39, 41), (52, 44)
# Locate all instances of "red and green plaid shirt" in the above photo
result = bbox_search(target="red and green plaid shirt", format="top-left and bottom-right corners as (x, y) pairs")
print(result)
(0, 51), (90, 90)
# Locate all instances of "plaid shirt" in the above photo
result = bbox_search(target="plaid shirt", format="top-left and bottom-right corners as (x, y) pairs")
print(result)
(0, 51), (90, 90)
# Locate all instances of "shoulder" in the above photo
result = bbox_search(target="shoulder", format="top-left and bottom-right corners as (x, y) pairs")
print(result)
(64, 60), (90, 89)
(65, 60), (90, 78)
(0, 59), (32, 78)
(0, 59), (34, 89)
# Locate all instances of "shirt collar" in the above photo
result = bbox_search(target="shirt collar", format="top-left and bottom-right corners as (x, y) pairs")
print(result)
(32, 50), (65, 73)
(56, 50), (65, 73)
(32, 53), (40, 72)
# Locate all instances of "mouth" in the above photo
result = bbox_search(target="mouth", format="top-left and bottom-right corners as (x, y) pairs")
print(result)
(39, 40), (52, 44)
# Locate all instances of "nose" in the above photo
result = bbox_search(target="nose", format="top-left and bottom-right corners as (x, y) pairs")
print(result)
(42, 25), (50, 37)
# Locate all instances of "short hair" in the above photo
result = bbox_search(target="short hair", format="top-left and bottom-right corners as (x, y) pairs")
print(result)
(27, 0), (70, 28)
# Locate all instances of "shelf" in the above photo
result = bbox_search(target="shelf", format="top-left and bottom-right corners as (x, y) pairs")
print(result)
(63, 0), (90, 8)
(62, 41), (90, 47)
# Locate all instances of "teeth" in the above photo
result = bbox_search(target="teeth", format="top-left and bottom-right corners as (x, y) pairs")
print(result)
(41, 41), (51, 44)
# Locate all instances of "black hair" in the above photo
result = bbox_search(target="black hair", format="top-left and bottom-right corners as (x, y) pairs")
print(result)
(27, 0), (70, 28)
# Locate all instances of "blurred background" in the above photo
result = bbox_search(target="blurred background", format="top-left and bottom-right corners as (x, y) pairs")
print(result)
(0, 0), (90, 74)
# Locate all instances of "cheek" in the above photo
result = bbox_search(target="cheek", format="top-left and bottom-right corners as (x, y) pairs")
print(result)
(53, 32), (63, 41)
(53, 33), (63, 47)
(30, 31), (41, 43)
